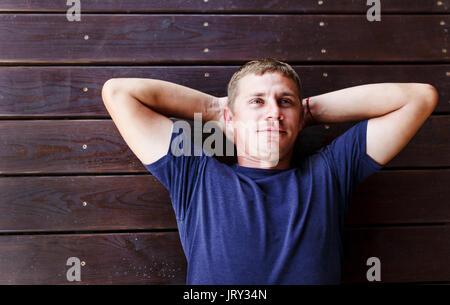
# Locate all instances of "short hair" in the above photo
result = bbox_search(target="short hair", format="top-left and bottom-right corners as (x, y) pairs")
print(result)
(226, 58), (303, 113)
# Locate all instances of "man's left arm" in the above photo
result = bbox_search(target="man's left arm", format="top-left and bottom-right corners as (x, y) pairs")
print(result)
(303, 83), (439, 166)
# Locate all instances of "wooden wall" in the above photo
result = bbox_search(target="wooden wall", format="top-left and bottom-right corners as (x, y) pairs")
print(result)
(0, 1), (449, 284)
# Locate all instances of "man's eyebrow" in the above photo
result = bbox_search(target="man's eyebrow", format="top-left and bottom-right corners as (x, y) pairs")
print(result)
(246, 91), (297, 98)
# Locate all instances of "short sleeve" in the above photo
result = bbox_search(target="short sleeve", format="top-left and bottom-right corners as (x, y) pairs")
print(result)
(142, 118), (207, 221)
(320, 119), (384, 206)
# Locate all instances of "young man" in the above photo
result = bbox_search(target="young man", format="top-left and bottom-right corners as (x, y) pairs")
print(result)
(101, 58), (438, 284)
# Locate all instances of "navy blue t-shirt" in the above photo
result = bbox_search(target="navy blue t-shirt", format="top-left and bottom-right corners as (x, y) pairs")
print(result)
(143, 118), (383, 284)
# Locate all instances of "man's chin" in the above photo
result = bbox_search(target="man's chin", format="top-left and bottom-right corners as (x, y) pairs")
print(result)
(251, 157), (281, 167)
(253, 151), (281, 164)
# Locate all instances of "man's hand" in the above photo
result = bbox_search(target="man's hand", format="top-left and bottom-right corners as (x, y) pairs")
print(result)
(215, 96), (228, 129)
(210, 96), (234, 144)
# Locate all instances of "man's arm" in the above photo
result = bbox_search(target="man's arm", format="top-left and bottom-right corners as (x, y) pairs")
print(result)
(101, 78), (222, 165)
(105, 78), (222, 122)
(303, 83), (438, 166)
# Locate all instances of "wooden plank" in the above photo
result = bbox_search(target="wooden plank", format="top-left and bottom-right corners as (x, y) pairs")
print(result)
(0, 226), (447, 284)
(0, 119), (142, 174)
(0, 65), (449, 118)
(346, 170), (450, 225)
(342, 226), (450, 283)
(0, 116), (448, 175)
(0, 175), (177, 233)
(0, 232), (186, 284)
(0, 15), (448, 63)
(0, 0), (448, 13)
(0, 170), (447, 233)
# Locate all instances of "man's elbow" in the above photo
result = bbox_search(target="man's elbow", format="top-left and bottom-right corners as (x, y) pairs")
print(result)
(102, 78), (124, 104)
(416, 83), (439, 110)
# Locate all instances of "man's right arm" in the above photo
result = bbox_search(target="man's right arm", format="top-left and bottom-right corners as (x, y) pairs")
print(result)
(101, 78), (223, 165)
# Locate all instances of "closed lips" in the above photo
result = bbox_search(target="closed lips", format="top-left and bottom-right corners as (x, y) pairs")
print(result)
(258, 129), (287, 133)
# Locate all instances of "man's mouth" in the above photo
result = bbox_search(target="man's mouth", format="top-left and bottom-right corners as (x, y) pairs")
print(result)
(257, 129), (287, 134)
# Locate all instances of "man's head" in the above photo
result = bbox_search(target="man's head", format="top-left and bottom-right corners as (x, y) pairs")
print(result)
(227, 58), (303, 113)
(223, 58), (305, 168)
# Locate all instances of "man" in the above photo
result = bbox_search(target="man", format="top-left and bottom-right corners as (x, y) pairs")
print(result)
(101, 58), (438, 284)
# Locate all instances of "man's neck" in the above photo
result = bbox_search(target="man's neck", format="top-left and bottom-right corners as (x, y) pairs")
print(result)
(236, 154), (292, 170)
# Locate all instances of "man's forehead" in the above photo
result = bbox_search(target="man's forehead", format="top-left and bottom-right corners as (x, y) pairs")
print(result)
(239, 72), (297, 96)
(245, 91), (297, 98)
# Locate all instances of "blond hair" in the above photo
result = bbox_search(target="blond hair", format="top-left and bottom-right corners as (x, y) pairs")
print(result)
(227, 58), (303, 113)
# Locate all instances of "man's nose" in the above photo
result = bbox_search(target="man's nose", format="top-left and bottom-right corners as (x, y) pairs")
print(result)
(265, 99), (283, 120)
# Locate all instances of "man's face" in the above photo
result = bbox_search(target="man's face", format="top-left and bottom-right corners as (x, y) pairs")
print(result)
(224, 72), (303, 166)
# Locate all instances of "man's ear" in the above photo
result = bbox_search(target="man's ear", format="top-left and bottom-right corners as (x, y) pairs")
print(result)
(222, 106), (235, 144)
(223, 106), (234, 124)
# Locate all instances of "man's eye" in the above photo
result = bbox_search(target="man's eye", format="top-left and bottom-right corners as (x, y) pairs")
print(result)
(250, 99), (292, 104)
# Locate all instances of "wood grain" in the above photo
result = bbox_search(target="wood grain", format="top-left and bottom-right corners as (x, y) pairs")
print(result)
(0, 232), (186, 284)
(0, 2), (448, 285)
(0, 0), (448, 13)
(0, 116), (447, 174)
(342, 225), (450, 283)
(0, 170), (448, 233)
(0, 15), (447, 63)
(0, 175), (177, 233)
(0, 226), (447, 284)
(0, 65), (449, 118)
(346, 170), (450, 225)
